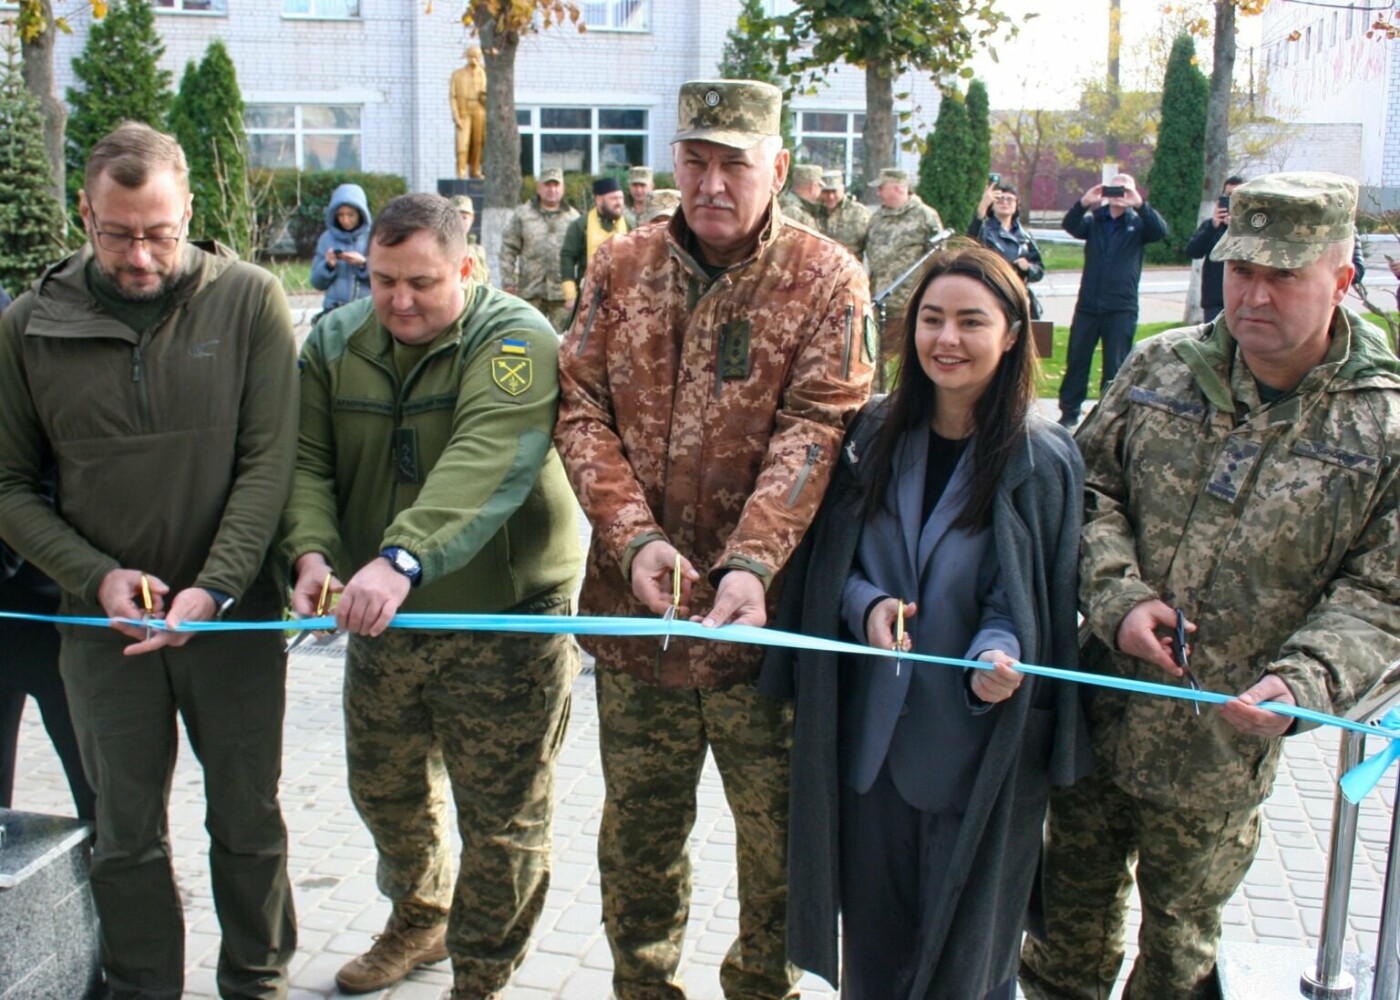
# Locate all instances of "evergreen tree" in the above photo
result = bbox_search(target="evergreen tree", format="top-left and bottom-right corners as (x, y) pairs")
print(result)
(65, 0), (172, 202)
(918, 89), (978, 230)
(717, 0), (795, 152)
(1146, 33), (1207, 264)
(0, 34), (65, 295)
(168, 40), (251, 253)
(965, 78), (991, 202)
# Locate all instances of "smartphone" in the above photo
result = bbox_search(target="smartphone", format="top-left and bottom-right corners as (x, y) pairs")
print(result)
(988, 172), (1001, 185)
(1217, 195), (1231, 210)
(1103, 184), (1126, 198)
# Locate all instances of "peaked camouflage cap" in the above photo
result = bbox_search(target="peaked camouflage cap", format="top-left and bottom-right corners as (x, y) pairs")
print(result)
(629, 166), (654, 184)
(671, 79), (782, 150)
(875, 167), (909, 187)
(451, 194), (475, 215)
(641, 188), (682, 223)
(791, 163), (824, 185)
(1210, 171), (1357, 269)
(821, 170), (845, 191)
(537, 166), (564, 184)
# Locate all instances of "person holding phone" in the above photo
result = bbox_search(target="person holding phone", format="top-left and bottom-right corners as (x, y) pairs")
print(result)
(310, 182), (372, 320)
(1185, 175), (1245, 322)
(969, 180), (1046, 318)
(1056, 173), (1167, 429)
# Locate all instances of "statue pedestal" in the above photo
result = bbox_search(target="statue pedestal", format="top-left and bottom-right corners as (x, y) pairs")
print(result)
(0, 808), (102, 998)
(438, 178), (487, 240)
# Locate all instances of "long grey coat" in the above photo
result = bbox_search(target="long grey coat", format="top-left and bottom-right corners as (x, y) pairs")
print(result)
(759, 398), (1094, 996)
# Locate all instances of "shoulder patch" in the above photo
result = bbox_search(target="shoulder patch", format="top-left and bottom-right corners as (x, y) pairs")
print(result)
(492, 355), (533, 396)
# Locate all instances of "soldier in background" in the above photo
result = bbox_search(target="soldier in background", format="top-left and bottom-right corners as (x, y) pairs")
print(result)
(865, 167), (944, 360)
(283, 193), (580, 1000)
(818, 169), (870, 259)
(639, 188), (681, 225)
(554, 78), (873, 1000)
(779, 162), (824, 228)
(499, 166), (579, 332)
(451, 194), (491, 286)
(625, 165), (654, 227)
(1020, 173), (1400, 999)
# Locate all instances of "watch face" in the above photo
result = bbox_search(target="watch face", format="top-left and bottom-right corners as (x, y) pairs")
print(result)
(389, 548), (419, 575)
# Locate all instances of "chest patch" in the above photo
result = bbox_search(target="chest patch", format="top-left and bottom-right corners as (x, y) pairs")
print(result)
(718, 320), (752, 381)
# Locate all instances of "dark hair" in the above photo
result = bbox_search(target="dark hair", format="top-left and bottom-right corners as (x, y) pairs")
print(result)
(865, 241), (1037, 532)
(984, 183), (1021, 225)
(1223, 174), (1246, 191)
(85, 121), (189, 192)
(370, 193), (466, 259)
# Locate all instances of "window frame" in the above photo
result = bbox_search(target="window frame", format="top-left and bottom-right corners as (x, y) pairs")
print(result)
(244, 103), (363, 171)
(281, 0), (362, 20)
(151, 0), (228, 15)
(518, 105), (650, 177)
(577, 0), (649, 33)
(792, 109), (867, 185)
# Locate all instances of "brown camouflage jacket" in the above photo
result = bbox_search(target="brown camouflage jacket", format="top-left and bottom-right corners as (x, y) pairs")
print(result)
(1077, 309), (1400, 809)
(555, 200), (875, 687)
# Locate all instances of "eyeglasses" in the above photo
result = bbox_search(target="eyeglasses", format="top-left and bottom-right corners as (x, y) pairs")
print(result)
(993, 194), (1017, 201)
(89, 209), (186, 256)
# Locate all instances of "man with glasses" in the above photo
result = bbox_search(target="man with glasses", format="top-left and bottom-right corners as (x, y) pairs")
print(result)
(0, 121), (298, 998)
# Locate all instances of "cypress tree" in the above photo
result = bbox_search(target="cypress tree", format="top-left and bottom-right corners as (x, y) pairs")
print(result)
(918, 88), (978, 230)
(0, 34), (65, 294)
(65, 0), (172, 202)
(1146, 33), (1207, 264)
(966, 78), (992, 203)
(169, 40), (251, 253)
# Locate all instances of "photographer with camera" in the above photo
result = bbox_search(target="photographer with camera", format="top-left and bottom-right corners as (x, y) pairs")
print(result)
(310, 182), (372, 321)
(1056, 173), (1167, 429)
(969, 176), (1046, 318)
(1185, 175), (1245, 323)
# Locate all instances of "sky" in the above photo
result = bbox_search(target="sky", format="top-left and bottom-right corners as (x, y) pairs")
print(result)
(965, 0), (1265, 110)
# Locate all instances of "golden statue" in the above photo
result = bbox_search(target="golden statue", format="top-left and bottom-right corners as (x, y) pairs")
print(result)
(450, 46), (487, 179)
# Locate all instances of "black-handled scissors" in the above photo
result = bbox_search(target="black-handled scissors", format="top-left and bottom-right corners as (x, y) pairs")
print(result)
(1172, 607), (1202, 716)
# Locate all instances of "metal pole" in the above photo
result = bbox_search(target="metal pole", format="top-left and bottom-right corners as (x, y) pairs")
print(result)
(1303, 730), (1366, 999)
(1371, 774), (1400, 1000)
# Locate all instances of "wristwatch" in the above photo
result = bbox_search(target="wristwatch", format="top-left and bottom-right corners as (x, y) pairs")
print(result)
(380, 546), (423, 586)
(202, 587), (236, 619)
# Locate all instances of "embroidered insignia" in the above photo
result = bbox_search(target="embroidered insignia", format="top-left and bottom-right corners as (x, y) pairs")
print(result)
(492, 356), (533, 396)
(500, 338), (528, 355)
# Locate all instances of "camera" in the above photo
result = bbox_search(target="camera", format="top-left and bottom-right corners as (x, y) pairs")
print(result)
(1217, 196), (1231, 210)
(1102, 185), (1126, 198)
(988, 172), (1001, 185)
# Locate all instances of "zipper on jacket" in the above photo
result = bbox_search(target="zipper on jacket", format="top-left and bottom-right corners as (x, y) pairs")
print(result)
(841, 304), (855, 379)
(786, 443), (821, 507)
(131, 342), (152, 429)
(575, 285), (605, 356)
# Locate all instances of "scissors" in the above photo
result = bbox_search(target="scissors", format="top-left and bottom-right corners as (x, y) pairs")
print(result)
(287, 573), (334, 652)
(140, 574), (154, 643)
(894, 600), (906, 676)
(660, 555), (681, 652)
(1172, 607), (1202, 716)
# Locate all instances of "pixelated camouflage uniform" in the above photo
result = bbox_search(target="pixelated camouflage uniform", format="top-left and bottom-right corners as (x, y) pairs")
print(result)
(281, 288), (582, 995)
(555, 199), (874, 999)
(1020, 310), (1400, 1000)
(865, 194), (943, 354)
(778, 189), (822, 230)
(819, 194), (871, 259)
(466, 237), (491, 286)
(499, 195), (579, 331)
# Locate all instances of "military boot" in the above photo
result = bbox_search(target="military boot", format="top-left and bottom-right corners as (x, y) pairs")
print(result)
(335, 914), (448, 993)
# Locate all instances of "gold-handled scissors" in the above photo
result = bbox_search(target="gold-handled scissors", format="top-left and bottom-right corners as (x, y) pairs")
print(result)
(140, 574), (154, 642)
(660, 555), (681, 652)
(894, 599), (905, 676)
(287, 574), (333, 653)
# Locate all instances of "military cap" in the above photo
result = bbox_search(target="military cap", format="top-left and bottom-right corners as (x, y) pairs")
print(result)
(791, 163), (824, 186)
(875, 167), (909, 187)
(538, 167), (564, 184)
(821, 170), (844, 191)
(641, 188), (682, 224)
(593, 176), (621, 196)
(629, 166), (654, 185)
(451, 194), (475, 215)
(671, 79), (782, 150)
(1210, 171), (1357, 269)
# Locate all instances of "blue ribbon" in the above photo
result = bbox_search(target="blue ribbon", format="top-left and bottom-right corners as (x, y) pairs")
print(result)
(4, 608), (1396, 796)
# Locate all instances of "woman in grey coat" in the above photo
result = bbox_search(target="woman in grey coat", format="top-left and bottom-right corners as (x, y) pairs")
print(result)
(761, 244), (1092, 999)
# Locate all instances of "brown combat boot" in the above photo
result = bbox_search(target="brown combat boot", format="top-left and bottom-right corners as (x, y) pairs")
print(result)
(334, 914), (448, 993)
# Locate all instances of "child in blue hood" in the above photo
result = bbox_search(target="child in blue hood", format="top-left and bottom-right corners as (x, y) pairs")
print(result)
(310, 183), (372, 314)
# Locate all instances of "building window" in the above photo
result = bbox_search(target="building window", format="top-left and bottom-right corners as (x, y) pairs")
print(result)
(283, 0), (360, 17)
(794, 110), (866, 184)
(578, 0), (648, 32)
(517, 106), (648, 177)
(153, 0), (226, 13)
(246, 105), (361, 170)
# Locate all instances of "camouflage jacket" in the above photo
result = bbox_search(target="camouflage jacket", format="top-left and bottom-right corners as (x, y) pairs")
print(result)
(820, 195), (871, 259)
(555, 200), (875, 688)
(499, 197), (579, 302)
(779, 190), (823, 230)
(866, 195), (943, 306)
(1077, 309), (1400, 809)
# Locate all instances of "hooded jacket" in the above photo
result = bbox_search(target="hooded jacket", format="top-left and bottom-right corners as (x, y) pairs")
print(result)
(310, 183), (372, 311)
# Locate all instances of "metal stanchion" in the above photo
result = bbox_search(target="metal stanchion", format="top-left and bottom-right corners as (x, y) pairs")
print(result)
(1302, 729), (1366, 1000)
(1372, 781), (1400, 1000)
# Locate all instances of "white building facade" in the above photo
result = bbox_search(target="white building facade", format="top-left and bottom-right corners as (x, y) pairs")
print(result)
(34, 0), (945, 197)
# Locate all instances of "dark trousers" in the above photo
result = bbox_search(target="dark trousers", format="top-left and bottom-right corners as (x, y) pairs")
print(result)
(0, 576), (95, 820)
(61, 628), (296, 1000)
(839, 764), (1016, 1000)
(1058, 309), (1139, 421)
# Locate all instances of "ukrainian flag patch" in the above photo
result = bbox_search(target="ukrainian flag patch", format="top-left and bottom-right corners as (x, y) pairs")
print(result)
(501, 338), (528, 355)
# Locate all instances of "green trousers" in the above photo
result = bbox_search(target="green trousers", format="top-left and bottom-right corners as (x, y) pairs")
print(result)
(595, 667), (798, 1000)
(60, 628), (296, 1000)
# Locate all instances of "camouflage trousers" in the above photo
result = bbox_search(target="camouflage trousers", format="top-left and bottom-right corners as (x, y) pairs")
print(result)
(1019, 769), (1261, 1000)
(524, 296), (571, 334)
(344, 615), (577, 994)
(595, 667), (798, 1000)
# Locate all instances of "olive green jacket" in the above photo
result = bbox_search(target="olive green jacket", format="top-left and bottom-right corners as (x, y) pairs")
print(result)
(281, 284), (580, 614)
(1077, 308), (1400, 808)
(0, 242), (297, 625)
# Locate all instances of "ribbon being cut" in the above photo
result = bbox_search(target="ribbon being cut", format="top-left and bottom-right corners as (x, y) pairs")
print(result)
(4, 608), (1398, 800)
